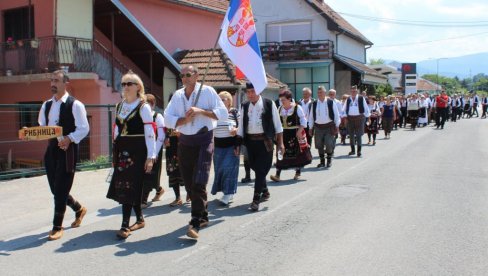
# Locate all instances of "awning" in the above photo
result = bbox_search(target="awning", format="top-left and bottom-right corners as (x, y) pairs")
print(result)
(334, 55), (387, 85)
(111, 0), (181, 72)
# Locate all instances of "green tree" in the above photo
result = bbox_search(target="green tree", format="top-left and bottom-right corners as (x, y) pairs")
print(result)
(369, 58), (385, 65)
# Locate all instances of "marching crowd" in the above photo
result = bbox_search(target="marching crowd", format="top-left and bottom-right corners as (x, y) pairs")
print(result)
(37, 67), (487, 241)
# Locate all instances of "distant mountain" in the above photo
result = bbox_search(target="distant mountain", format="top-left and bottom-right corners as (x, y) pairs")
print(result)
(384, 52), (488, 79)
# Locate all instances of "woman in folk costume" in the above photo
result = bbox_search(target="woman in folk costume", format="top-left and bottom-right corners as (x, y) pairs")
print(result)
(141, 94), (165, 209)
(339, 94), (349, 145)
(393, 95), (402, 130)
(417, 95), (429, 127)
(365, 96), (381, 145)
(164, 93), (189, 207)
(211, 91), (240, 205)
(406, 94), (421, 130)
(107, 71), (156, 239)
(380, 95), (396, 139)
(463, 95), (472, 118)
(270, 90), (311, 182)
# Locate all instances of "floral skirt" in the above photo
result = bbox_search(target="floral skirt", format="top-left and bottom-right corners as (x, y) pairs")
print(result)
(276, 129), (312, 170)
(107, 136), (146, 205)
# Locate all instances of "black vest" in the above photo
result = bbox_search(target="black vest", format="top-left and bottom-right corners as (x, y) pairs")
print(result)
(346, 96), (365, 115)
(312, 99), (335, 122)
(44, 95), (76, 136)
(115, 101), (145, 138)
(242, 97), (276, 141)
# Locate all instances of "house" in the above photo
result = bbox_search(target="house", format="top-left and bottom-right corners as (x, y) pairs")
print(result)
(417, 78), (442, 95)
(370, 64), (403, 92)
(0, 0), (228, 172)
(251, 0), (387, 99)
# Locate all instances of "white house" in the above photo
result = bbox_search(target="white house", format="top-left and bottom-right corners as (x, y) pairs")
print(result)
(251, 0), (387, 99)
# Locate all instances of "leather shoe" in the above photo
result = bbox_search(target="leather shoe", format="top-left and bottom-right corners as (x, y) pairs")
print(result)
(151, 188), (164, 202)
(187, 225), (199, 239)
(317, 163), (325, 168)
(48, 228), (64, 241)
(117, 228), (131, 239)
(270, 175), (280, 182)
(71, 206), (87, 228)
(128, 221), (145, 231)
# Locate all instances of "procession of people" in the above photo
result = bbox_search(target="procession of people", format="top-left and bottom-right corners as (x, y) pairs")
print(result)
(34, 68), (486, 241)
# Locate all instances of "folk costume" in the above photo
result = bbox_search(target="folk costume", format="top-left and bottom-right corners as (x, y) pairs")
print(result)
(164, 82), (228, 238)
(107, 99), (156, 238)
(366, 102), (381, 144)
(38, 92), (90, 240)
(343, 95), (370, 157)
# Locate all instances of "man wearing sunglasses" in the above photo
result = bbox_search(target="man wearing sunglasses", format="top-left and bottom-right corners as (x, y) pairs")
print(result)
(164, 65), (228, 239)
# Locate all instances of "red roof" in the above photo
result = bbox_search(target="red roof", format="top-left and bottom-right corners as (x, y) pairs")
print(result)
(174, 48), (285, 90)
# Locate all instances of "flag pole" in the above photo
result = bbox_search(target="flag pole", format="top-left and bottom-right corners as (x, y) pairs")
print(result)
(193, 28), (223, 107)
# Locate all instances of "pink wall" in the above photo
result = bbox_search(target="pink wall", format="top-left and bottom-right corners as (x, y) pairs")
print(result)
(120, 0), (223, 55)
(0, 78), (119, 164)
(0, 0), (55, 42)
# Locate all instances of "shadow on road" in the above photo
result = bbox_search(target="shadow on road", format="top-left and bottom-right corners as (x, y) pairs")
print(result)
(113, 220), (224, 256)
(55, 230), (121, 253)
(0, 232), (47, 253)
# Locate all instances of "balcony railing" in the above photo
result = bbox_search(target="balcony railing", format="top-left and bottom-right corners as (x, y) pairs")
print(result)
(0, 36), (130, 90)
(260, 40), (334, 62)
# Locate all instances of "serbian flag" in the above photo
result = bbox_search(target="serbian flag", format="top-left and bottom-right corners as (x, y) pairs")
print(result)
(219, 0), (268, 94)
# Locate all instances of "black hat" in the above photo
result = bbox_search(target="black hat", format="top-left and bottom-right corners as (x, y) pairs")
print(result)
(245, 82), (254, 89)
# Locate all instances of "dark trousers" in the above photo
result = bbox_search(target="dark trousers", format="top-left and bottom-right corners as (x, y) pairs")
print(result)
(482, 105), (487, 118)
(473, 104), (479, 117)
(246, 139), (273, 197)
(435, 107), (448, 127)
(399, 107), (407, 127)
(451, 107), (458, 122)
(178, 143), (212, 222)
(44, 142), (81, 228)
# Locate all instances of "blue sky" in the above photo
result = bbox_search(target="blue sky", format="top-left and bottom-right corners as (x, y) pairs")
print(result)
(325, 0), (488, 62)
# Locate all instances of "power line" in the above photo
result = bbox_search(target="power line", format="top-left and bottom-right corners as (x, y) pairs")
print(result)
(374, 31), (488, 47)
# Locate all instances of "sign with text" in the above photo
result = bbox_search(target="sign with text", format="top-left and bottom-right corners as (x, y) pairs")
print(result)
(19, 126), (62, 141)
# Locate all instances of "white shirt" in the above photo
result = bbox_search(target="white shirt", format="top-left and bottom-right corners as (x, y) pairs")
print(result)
(332, 98), (345, 118)
(237, 96), (283, 136)
(343, 96), (370, 117)
(299, 98), (313, 121)
(164, 83), (228, 135)
(425, 97), (433, 108)
(113, 99), (156, 159)
(279, 104), (307, 128)
(309, 98), (340, 128)
(38, 92), (89, 144)
(153, 112), (165, 155)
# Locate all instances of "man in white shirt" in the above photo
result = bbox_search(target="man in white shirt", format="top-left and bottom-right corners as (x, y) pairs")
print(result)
(164, 65), (228, 239)
(37, 70), (90, 241)
(237, 82), (284, 212)
(309, 87), (340, 168)
(298, 87), (314, 146)
(343, 85), (370, 157)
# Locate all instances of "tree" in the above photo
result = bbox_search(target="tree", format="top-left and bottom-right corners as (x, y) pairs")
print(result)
(369, 58), (385, 65)
(373, 83), (393, 97)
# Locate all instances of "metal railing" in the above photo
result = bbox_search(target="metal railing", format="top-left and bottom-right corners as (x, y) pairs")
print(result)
(260, 40), (334, 62)
(0, 104), (116, 181)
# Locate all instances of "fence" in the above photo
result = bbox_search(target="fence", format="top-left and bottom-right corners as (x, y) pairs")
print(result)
(0, 104), (115, 181)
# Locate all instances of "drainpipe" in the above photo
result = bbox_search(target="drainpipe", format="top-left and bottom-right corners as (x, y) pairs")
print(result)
(110, 12), (115, 89)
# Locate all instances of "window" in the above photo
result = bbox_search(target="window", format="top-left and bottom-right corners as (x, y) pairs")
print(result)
(18, 101), (41, 128)
(266, 21), (311, 42)
(4, 6), (34, 41)
(280, 66), (330, 100)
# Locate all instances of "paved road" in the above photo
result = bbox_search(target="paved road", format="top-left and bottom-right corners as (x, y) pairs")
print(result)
(1, 118), (487, 275)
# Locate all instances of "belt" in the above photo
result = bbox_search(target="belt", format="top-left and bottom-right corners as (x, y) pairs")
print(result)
(247, 133), (266, 140)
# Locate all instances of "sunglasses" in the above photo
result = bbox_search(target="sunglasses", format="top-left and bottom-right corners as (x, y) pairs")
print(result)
(179, 72), (195, 78)
(121, 82), (137, 87)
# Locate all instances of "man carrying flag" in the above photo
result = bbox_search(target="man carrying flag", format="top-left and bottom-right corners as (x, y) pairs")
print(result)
(219, 0), (283, 211)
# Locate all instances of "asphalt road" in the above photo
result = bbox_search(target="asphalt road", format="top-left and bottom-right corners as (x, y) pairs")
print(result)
(1, 117), (487, 275)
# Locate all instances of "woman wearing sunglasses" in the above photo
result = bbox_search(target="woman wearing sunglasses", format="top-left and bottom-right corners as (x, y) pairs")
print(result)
(106, 71), (156, 239)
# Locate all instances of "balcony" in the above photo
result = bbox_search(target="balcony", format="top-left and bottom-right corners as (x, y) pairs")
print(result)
(260, 40), (334, 62)
(0, 36), (130, 89)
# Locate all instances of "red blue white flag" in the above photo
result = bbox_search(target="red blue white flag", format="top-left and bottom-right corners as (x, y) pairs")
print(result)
(219, 0), (268, 94)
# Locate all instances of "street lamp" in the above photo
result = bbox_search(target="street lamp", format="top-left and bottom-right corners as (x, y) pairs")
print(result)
(436, 58), (447, 93)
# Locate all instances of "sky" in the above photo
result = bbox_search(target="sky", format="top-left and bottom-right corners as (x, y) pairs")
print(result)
(324, 0), (488, 63)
